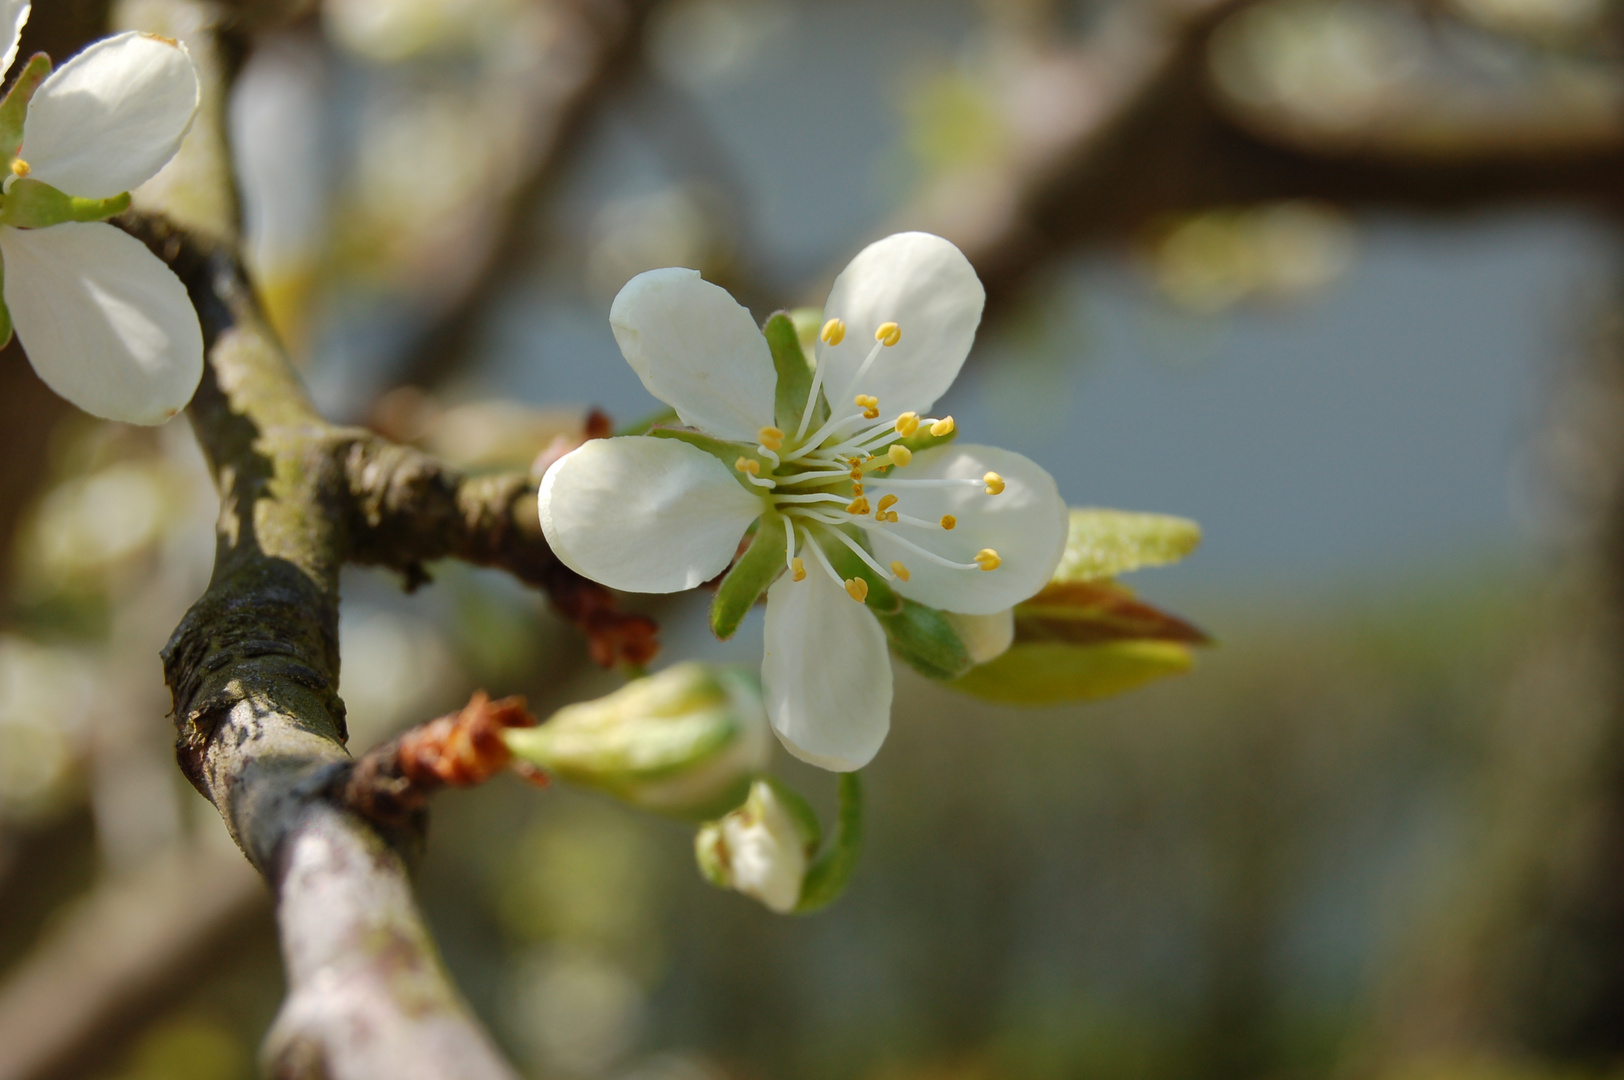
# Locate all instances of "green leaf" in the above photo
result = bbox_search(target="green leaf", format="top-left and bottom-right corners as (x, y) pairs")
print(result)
(711, 515), (786, 639)
(764, 311), (823, 434)
(1054, 508), (1203, 584)
(0, 54), (51, 164)
(951, 639), (1196, 705)
(797, 772), (862, 914)
(876, 599), (973, 681)
(0, 179), (131, 229)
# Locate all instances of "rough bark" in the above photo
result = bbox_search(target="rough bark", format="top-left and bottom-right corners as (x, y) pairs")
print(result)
(137, 217), (567, 1080)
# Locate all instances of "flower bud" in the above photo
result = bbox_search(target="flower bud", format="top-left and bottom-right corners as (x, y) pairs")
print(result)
(695, 778), (819, 914)
(504, 663), (771, 818)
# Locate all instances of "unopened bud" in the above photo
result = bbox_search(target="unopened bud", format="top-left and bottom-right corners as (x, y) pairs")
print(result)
(695, 778), (819, 914)
(503, 663), (771, 817)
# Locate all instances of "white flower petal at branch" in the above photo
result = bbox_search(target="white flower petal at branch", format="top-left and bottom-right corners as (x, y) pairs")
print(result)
(20, 31), (200, 200)
(538, 436), (763, 593)
(610, 267), (776, 442)
(0, 0), (29, 79)
(867, 444), (1068, 615)
(817, 231), (984, 415)
(0, 221), (203, 425)
(762, 568), (892, 772)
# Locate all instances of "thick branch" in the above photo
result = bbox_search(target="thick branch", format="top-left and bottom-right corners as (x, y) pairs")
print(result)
(137, 217), (524, 1080)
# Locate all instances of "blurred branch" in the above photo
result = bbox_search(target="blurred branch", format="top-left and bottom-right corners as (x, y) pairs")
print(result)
(909, 0), (1624, 307)
(0, 842), (268, 1080)
(388, 0), (659, 392)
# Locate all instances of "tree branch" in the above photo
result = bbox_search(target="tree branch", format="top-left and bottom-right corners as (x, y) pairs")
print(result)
(128, 215), (601, 1080)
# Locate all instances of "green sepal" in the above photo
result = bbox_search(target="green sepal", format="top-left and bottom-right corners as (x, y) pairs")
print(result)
(711, 514), (787, 640)
(0, 54), (51, 164)
(0, 180), (132, 229)
(647, 426), (771, 476)
(898, 421), (958, 456)
(875, 599), (974, 682)
(1054, 508), (1203, 584)
(951, 639), (1195, 705)
(764, 310), (825, 434)
(617, 406), (679, 436)
(821, 534), (901, 615)
(797, 773), (863, 915)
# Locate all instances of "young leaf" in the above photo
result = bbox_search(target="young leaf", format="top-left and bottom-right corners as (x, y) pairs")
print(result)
(876, 599), (973, 682)
(711, 515), (787, 639)
(951, 640), (1195, 705)
(797, 772), (863, 914)
(1054, 508), (1202, 583)
(1018, 580), (1211, 646)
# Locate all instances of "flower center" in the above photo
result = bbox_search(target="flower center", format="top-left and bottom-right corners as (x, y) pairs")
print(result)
(737, 316), (1006, 605)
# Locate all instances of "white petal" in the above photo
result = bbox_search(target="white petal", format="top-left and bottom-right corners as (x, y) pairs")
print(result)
(864, 444), (1067, 615)
(610, 267), (776, 442)
(538, 435), (764, 594)
(20, 31), (200, 200)
(816, 232), (984, 416)
(0, 0), (29, 78)
(762, 568), (892, 772)
(2, 222), (202, 425)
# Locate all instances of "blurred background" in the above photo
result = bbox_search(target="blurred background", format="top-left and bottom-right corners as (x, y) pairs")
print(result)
(6, 0), (1624, 1077)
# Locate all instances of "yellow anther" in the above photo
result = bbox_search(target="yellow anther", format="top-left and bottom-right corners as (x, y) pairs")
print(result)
(894, 412), (920, 437)
(863, 406), (880, 420)
(930, 416), (955, 437)
(844, 577), (870, 603)
(735, 457), (760, 476)
(849, 468), (864, 481)
(974, 548), (1002, 571)
(820, 318), (847, 346)
(888, 445), (912, 468)
(791, 558), (806, 582)
(883, 511), (899, 523)
(848, 457), (863, 467)
(983, 471), (1006, 495)
(940, 515), (957, 530)
(875, 321), (902, 347)
(890, 561), (911, 582)
(758, 426), (784, 450)
(9, 158), (28, 179)
(851, 483), (864, 497)
(846, 497), (871, 515)
(855, 394), (878, 408)
(876, 494), (898, 515)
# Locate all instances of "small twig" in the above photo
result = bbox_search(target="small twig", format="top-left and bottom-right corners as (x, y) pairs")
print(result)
(342, 691), (544, 830)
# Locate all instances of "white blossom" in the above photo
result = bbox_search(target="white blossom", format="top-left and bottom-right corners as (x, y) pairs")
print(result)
(539, 232), (1068, 771)
(0, 0), (204, 425)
